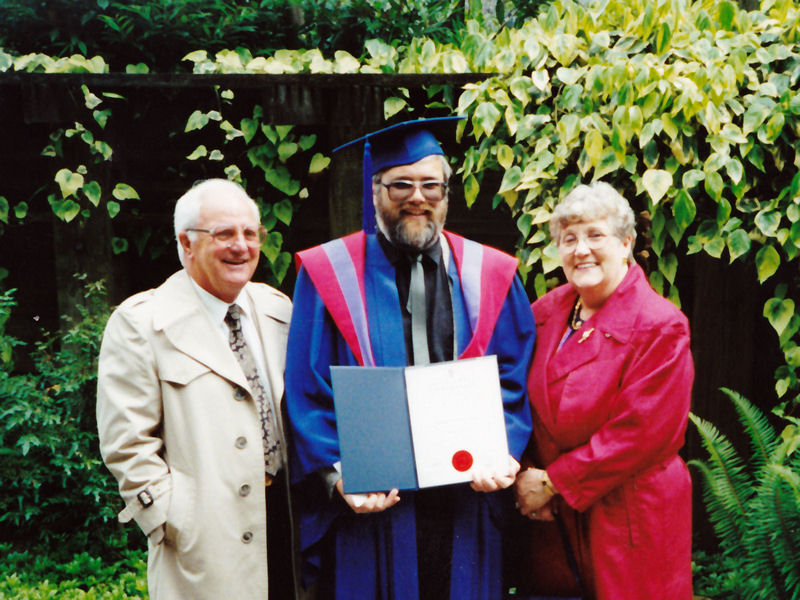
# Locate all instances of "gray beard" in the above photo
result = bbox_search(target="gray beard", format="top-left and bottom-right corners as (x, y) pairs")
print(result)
(387, 218), (440, 250)
(375, 202), (446, 251)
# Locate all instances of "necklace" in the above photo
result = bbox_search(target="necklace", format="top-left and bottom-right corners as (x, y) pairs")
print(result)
(570, 297), (584, 331)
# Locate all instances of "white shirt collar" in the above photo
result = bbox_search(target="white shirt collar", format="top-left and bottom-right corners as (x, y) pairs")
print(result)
(188, 276), (251, 325)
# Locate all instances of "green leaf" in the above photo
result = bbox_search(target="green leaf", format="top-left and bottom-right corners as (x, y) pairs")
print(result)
(298, 134), (317, 151)
(14, 201), (28, 220)
(658, 252), (678, 285)
(278, 141), (298, 163)
(309, 153), (330, 174)
(55, 169), (84, 198)
(262, 231), (283, 262)
(93, 108), (110, 129)
(464, 174), (480, 208)
(209, 150), (224, 161)
(759, 112), (784, 144)
(275, 125), (293, 140)
(59, 199), (81, 222)
(754, 209), (781, 238)
(83, 180), (101, 207)
(273, 199), (293, 226)
(264, 166), (300, 196)
(755, 245), (780, 283)
(106, 200), (120, 219)
(704, 236), (725, 258)
(473, 102), (502, 139)
(0, 196), (8, 224)
(672, 190), (696, 233)
(384, 97), (407, 119)
(187, 145), (208, 160)
(498, 166), (522, 194)
(112, 183), (139, 201)
(185, 110), (209, 132)
(727, 229), (751, 262)
(240, 118), (259, 144)
(111, 237), (128, 255)
(642, 169), (672, 205)
(764, 297), (795, 337)
(496, 144), (514, 170)
(704, 170), (724, 201)
(682, 169), (705, 189)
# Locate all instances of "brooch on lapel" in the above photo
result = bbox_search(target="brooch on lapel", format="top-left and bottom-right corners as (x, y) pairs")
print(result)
(578, 327), (594, 344)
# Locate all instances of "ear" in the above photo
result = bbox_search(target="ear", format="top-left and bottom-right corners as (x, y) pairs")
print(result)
(178, 232), (193, 257)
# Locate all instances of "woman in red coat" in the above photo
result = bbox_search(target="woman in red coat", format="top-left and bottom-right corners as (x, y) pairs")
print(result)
(514, 182), (694, 599)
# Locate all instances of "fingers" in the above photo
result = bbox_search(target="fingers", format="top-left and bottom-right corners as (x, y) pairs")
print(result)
(471, 455), (522, 492)
(346, 488), (401, 514)
(526, 501), (556, 522)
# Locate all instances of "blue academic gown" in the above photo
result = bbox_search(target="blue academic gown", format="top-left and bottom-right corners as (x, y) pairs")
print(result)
(285, 233), (535, 600)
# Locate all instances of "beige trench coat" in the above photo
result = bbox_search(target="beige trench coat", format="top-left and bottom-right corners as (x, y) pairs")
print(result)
(97, 270), (292, 600)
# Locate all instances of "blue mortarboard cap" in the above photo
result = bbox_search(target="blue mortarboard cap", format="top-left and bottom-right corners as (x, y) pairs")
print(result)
(333, 116), (465, 233)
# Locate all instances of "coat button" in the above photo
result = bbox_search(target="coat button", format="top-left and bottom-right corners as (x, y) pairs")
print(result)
(239, 484), (251, 497)
(241, 531), (253, 543)
(235, 436), (247, 449)
(233, 387), (247, 400)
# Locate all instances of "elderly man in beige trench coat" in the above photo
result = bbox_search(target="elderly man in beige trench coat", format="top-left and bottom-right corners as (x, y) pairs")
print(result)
(97, 179), (298, 600)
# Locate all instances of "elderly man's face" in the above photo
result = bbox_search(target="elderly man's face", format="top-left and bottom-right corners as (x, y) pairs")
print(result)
(373, 155), (448, 251)
(180, 190), (261, 302)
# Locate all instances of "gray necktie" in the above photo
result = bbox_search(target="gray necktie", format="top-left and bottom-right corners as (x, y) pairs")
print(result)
(225, 304), (282, 476)
(407, 255), (430, 365)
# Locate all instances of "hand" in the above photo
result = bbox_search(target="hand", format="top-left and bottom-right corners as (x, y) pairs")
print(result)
(514, 467), (555, 516)
(525, 499), (557, 522)
(335, 479), (400, 514)
(470, 455), (521, 492)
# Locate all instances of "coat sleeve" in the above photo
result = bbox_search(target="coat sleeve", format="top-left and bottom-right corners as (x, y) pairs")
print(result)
(547, 316), (693, 512)
(485, 275), (536, 460)
(96, 300), (171, 538)
(285, 266), (353, 482)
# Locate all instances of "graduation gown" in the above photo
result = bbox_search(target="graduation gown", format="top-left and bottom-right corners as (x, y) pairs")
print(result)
(285, 231), (536, 600)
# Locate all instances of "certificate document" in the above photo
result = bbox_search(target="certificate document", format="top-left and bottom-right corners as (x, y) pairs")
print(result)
(331, 355), (508, 493)
(404, 355), (509, 488)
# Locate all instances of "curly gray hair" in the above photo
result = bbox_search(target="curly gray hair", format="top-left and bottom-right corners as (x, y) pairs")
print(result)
(549, 181), (636, 263)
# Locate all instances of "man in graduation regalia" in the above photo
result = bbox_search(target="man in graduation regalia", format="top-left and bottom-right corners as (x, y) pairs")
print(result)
(285, 117), (536, 600)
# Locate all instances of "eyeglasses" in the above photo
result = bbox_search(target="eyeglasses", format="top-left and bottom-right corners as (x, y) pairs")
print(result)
(381, 179), (448, 203)
(186, 225), (266, 247)
(558, 231), (611, 251)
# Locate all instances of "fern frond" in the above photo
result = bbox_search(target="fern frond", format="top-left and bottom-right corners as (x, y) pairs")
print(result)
(689, 459), (750, 559)
(767, 458), (800, 599)
(744, 470), (794, 600)
(690, 412), (752, 515)
(722, 388), (779, 471)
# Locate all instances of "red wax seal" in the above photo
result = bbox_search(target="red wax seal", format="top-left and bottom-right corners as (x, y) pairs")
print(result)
(451, 450), (473, 472)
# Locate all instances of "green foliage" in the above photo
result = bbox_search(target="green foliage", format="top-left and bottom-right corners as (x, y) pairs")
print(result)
(184, 91), (328, 284)
(0, 278), (122, 552)
(0, 543), (148, 599)
(689, 388), (800, 600)
(0, 0), (475, 72)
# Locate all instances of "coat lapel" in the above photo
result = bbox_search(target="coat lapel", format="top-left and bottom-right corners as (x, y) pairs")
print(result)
(244, 283), (292, 408)
(152, 271), (249, 391)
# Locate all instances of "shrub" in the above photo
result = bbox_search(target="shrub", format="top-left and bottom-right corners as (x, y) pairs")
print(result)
(0, 542), (148, 599)
(0, 277), (125, 554)
(690, 388), (800, 600)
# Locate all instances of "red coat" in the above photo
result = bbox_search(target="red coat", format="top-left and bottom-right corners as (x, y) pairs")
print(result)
(526, 264), (693, 600)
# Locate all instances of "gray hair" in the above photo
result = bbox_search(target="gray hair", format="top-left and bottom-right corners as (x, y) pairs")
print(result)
(173, 178), (259, 265)
(549, 181), (636, 262)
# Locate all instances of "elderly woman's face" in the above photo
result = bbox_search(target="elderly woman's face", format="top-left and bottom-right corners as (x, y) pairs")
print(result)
(557, 218), (631, 301)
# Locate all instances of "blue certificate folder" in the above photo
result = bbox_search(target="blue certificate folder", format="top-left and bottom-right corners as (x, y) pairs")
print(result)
(331, 366), (418, 494)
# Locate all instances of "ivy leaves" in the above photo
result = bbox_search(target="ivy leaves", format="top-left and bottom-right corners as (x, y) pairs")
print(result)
(184, 95), (329, 284)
